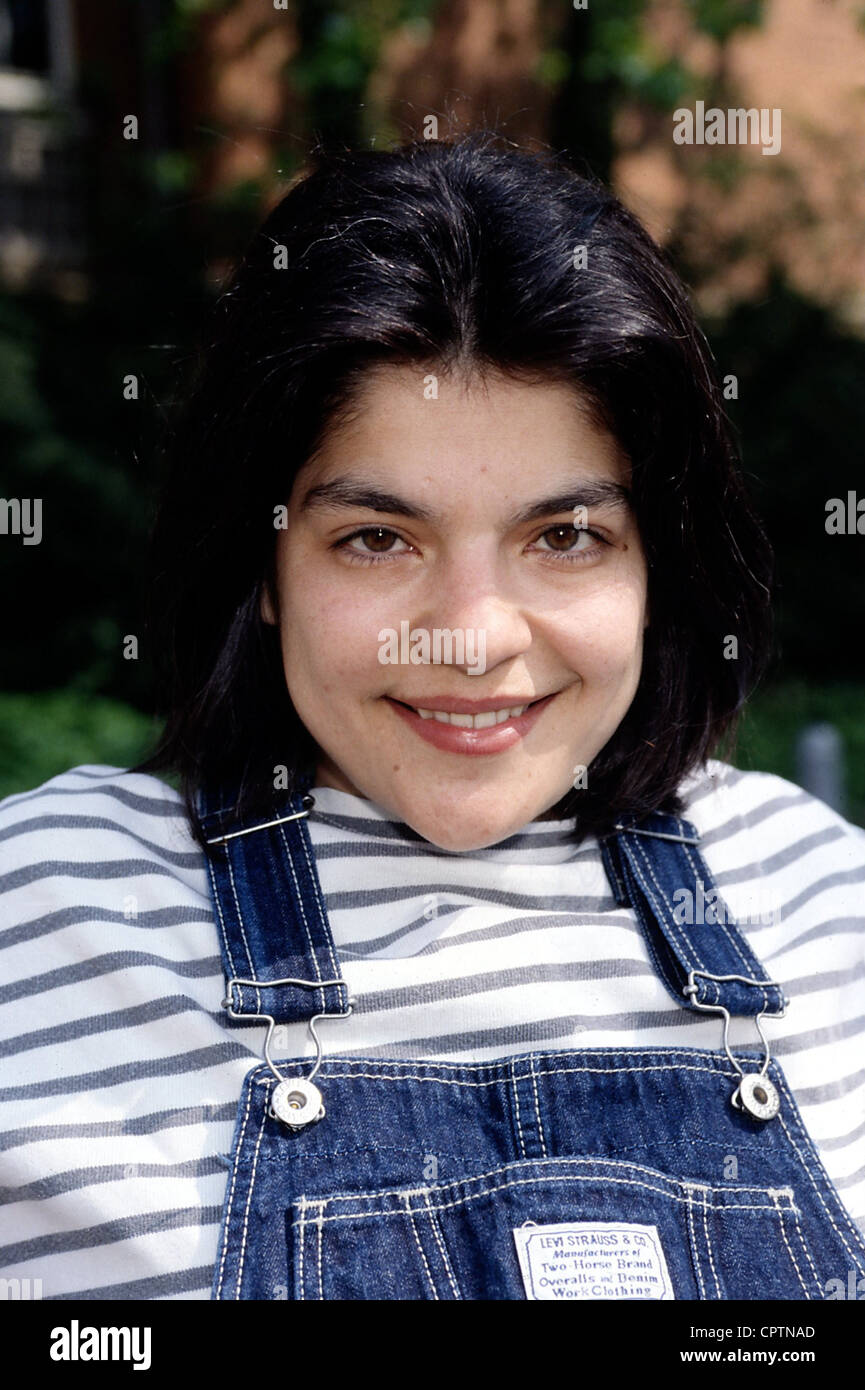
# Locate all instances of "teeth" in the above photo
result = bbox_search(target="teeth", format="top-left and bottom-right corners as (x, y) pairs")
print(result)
(414, 705), (528, 727)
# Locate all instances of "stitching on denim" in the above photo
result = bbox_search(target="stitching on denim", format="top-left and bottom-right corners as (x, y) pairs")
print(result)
(316, 1202), (324, 1301)
(258, 1144), (481, 1165)
(245, 1046), (763, 1079)
(292, 1152), (792, 1208)
(296, 1196), (327, 1301)
(277, 820), (324, 1003)
(224, 844), (261, 1014)
(214, 1075), (255, 1299)
(297, 1175), (790, 1227)
(786, 1202), (821, 1292)
(776, 1081), (865, 1273)
(776, 1105), (865, 1276)
(629, 836), (709, 978)
(529, 1053), (548, 1159)
(297, 1196), (307, 1301)
(770, 1190), (810, 1298)
(257, 1151), (478, 1168)
(307, 1192), (788, 1227)
(205, 847), (243, 1006)
(632, 902), (685, 1003)
(617, 856), (673, 984)
(627, 838), (715, 1006)
(510, 1060), (527, 1159)
(199, 786), (240, 822)
(501, 1059), (738, 1086)
(634, 828), (709, 973)
(226, 839), (257, 1006)
(685, 1186), (707, 1299)
(234, 1095), (269, 1298)
(422, 1189), (462, 1299)
(600, 839), (628, 904)
(277, 820), (331, 1013)
(681, 841), (754, 978)
(293, 817), (342, 988)
(681, 840), (773, 1014)
(254, 1133), (736, 1168)
(400, 1193), (440, 1299)
(700, 1185), (721, 1298)
(249, 1055), (744, 1091)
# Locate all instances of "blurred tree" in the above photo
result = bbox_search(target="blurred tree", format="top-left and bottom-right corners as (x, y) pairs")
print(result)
(545, 0), (765, 180)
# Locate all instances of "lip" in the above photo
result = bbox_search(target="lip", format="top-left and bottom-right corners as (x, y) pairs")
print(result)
(389, 694), (545, 714)
(384, 691), (559, 756)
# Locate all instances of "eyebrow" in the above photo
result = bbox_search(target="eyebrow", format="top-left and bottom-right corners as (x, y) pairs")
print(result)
(298, 477), (632, 526)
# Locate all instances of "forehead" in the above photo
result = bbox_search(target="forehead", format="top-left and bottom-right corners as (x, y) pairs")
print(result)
(297, 363), (631, 495)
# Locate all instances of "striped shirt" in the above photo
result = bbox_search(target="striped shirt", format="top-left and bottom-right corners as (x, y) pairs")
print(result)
(1, 758), (864, 1300)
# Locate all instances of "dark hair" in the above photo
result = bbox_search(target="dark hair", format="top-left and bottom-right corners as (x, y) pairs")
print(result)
(140, 132), (774, 846)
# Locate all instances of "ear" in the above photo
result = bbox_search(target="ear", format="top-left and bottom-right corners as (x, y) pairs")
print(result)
(260, 579), (278, 626)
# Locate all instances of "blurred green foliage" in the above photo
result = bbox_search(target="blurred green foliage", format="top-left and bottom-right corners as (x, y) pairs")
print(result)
(734, 682), (865, 829)
(292, 0), (436, 147)
(690, 0), (764, 44)
(0, 691), (160, 801)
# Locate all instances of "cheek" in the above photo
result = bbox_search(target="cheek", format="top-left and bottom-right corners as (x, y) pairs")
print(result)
(556, 581), (647, 679)
(278, 558), (387, 687)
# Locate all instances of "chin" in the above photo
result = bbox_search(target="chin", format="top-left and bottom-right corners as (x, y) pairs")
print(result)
(407, 809), (528, 854)
(424, 829), (505, 853)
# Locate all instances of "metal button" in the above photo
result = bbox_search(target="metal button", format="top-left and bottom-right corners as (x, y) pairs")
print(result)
(270, 1078), (324, 1129)
(735, 1072), (781, 1121)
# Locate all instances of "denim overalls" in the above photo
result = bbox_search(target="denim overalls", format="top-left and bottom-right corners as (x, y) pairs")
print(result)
(197, 774), (865, 1300)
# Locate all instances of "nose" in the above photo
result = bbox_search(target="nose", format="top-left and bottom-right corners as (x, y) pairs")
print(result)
(412, 552), (533, 675)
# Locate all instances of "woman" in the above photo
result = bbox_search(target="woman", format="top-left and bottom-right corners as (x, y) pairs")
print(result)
(2, 134), (864, 1301)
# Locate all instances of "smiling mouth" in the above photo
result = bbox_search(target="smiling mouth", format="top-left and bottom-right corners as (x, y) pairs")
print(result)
(389, 696), (549, 729)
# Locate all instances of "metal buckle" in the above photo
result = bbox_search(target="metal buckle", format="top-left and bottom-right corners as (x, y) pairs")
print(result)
(683, 970), (787, 1121)
(222, 973), (353, 1130)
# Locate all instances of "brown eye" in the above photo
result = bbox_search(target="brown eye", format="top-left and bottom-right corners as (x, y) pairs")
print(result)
(336, 526), (413, 562)
(540, 525), (586, 552)
(356, 527), (398, 552)
(530, 525), (607, 563)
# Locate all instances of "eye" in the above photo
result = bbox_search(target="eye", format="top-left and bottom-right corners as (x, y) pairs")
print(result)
(529, 524), (607, 562)
(334, 526), (414, 563)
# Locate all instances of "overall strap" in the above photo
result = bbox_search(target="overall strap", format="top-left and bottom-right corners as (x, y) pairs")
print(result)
(600, 810), (786, 1019)
(197, 773), (349, 1025)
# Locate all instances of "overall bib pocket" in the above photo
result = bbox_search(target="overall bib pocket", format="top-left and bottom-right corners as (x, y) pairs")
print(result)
(288, 1155), (822, 1300)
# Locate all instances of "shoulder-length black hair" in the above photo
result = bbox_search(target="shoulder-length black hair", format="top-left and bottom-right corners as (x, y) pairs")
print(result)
(140, 132), (774, 846)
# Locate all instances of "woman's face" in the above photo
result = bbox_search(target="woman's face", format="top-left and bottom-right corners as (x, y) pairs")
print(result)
(263, 365), (649, 851)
